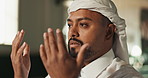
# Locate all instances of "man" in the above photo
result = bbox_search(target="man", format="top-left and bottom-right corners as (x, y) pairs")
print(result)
(11, 0), (143, 78)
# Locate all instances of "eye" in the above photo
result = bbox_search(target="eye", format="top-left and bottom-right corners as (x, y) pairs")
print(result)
(80, 23), (89, 27)
(68, 23), (72, 28)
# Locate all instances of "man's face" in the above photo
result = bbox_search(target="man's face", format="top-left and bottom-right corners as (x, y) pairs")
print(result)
(67, 9), (109, 63)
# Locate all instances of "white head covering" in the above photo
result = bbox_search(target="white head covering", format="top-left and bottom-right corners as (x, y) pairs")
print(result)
(68, 0), (129, 63)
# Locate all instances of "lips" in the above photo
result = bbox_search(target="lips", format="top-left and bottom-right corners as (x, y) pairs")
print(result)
(69, 40), (81, 48)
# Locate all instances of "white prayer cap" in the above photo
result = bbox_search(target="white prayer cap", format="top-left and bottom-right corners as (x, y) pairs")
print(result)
(68, 0), (129, 63)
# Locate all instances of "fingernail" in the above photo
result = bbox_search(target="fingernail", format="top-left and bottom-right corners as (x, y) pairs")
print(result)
(21, 29), (24, 33)
(43, 33), (47, 39)
(48, 28), (53, 33)
(56, 28), (61, 33)
(40, 44), (43, 47)
(23, 48), (27, 56)
(85, 44), (90, 50)
(43, 32), (47, 39)
(22, 42), (26, 46)
(19, 29), (24, 37)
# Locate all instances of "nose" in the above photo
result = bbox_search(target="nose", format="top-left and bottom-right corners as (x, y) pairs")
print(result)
(68, 26), (79, 38)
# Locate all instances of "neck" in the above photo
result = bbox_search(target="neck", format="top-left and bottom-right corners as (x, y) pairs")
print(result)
(83, 44), (113, 66)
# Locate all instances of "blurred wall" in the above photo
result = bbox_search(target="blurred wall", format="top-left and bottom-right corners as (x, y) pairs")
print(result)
(0, 0), (65, 55)
(19, 0), (65, 54)
(113, 0), (148, 54)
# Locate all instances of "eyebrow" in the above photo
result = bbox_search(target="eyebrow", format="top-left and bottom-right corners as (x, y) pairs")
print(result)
(67, 17), (92, 22)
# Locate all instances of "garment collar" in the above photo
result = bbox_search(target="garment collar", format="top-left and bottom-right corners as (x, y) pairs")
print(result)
(81, 49), (115, 78)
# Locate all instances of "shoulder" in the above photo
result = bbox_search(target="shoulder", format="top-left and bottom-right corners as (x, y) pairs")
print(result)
(108, 64), (143, 78)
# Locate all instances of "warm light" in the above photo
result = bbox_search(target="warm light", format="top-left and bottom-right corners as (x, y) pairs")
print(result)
(64, 0), (73, 7)
(62, 24), (69, 45)
(0, 0), (18, 45)
(131, 45), (142, 57)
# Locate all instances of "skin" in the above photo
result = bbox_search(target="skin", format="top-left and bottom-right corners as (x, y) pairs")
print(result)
(10, 30), (31, 78)
(40, 28), (89, 78)
(11, 9), (116, 78)
(40, 9), (116, 78)
(67, 9), (116, 65)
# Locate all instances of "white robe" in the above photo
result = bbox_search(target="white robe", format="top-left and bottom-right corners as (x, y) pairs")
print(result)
(45, 49), (143, 78)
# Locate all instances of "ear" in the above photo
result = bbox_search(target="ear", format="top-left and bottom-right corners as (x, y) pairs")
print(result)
(105, 24), (116, 40)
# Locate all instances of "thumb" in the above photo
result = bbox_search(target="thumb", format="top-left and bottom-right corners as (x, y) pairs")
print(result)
(76, 43), (89, 67)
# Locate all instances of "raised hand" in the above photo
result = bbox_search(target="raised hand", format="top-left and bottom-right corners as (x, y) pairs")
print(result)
(10, 30), (31, 78)
(40, 28), (89, 78)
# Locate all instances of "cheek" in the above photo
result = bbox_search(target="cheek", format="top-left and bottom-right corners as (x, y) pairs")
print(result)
(91, 35), (106, 52)
(80, 33), (97, 46)
(80, 28), (104, 42)
(79, 32), (92, 43)
(68, 31), (70, 39)
(80, 30), (105, 51)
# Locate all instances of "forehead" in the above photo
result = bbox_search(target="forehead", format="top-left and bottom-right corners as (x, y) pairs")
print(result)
(68, 9), (103, 21)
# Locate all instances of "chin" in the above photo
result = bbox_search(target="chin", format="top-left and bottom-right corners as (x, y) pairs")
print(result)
(69, 47), (81, 58)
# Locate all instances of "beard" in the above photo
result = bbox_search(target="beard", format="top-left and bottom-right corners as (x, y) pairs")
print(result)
(68, 38), (98, 62)
(68, 47), (78, 58)
(68, 38), (83, 58)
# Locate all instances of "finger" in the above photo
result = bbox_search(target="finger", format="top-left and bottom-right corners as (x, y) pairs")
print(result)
(43, 32), (51, 57)
(76, 43), (89, 67)
(40, 44), (47, 63)
(56, 29), (67, 55)
(17, 42), (27, 56)
(11, 31), (20, 57)
(23, 43), (30, 57)
(12, 31), (20, 45)
(13, 30), (24, 51)
(23, 43), (31, 65)
(48, 28), (58, 53)
(22, 43), (31, 71)
(12, 30), (25, 55)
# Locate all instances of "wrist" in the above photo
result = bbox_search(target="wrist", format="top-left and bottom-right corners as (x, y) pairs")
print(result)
(14, 74), (28, 78)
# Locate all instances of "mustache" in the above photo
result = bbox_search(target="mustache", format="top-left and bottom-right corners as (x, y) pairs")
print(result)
(68, 38), (83, 58)
(68, 38), (83, 46)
